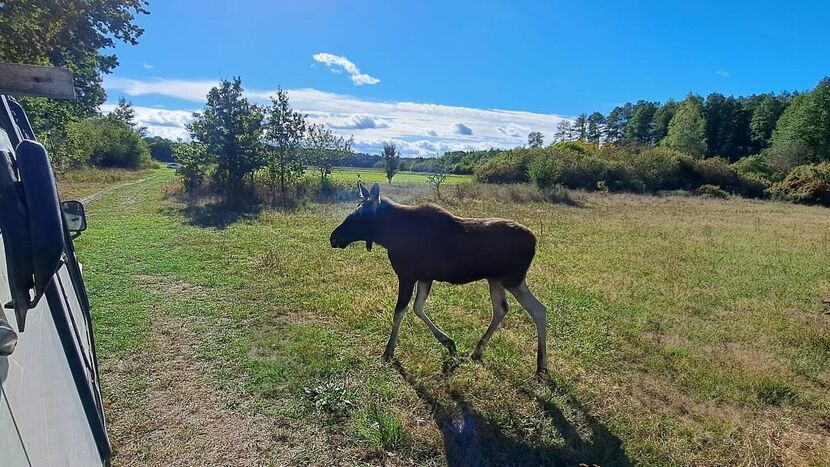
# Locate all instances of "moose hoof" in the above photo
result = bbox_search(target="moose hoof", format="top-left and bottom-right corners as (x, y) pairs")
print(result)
(381, 351), (394, 363)
(470, 352), (483, 363)
(534, 368), (549, 380)
(444, 340), (458, 356)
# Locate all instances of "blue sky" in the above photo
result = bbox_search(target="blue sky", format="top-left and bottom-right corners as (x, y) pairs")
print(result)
(105, 0), (830, 155)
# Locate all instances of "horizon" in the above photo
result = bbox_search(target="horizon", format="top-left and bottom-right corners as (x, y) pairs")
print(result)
(104, 0), (830, 156)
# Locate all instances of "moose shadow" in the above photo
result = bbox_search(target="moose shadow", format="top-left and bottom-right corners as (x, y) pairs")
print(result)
(393, 360), (631, 467)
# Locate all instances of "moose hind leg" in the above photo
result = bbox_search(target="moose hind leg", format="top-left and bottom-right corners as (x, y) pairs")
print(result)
(472, 280), (509, 362)
(412, 280), (457, 355)
(382, 279), (415, 361)
(507, 280), (548, 377)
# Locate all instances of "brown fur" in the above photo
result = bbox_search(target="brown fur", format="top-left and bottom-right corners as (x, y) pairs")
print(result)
(330, 184), (548, 376)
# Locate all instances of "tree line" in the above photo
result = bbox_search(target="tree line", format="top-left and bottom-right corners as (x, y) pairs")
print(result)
(555, 78), (830, 169)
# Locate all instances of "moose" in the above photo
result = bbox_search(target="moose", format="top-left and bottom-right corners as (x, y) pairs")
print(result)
(330, 182), (549, 377)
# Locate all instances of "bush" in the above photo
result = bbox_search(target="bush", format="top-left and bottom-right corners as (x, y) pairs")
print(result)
(696, 184), (729, 199)
(64, 116), (152, 169)
(732, 155), (774, 182)
(623, 148), (693, 192)
(474, 148), (536, 183)
(529, 147), (633, 192)
(767, 162), (830, 206)
(691, 157), (768, 198)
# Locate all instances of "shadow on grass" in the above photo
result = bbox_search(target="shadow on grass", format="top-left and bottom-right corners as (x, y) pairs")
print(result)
(161, 201), (264, 229)
(393, 360), (630, 467)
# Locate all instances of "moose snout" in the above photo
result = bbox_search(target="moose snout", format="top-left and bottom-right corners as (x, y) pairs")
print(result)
(330, 232), (346, 248)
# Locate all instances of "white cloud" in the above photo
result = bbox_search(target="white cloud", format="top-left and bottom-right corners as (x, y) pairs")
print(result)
(104, 76), (570, 156)
(716, 69), (730, 78)
(312, 53), (380, 86)
(143, 62), (154, 69)
(102, 103), (195, 140)
(327, 114), (389, 130)
(498, 123), (527, 137)
(451, 122), (473, 136)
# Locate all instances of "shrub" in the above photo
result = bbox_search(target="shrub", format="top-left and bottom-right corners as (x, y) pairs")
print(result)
(474, 148), (536, 183)
(174, 143), (208, 192)
(732, 154), (774, 181)
(767, 162), (830, 206)
(762, 140), (812, 175)
(529, 147), (634, 192)
(696, 184), (729, 199)
(65, 117), (152, 169)
(691, 157), (768, 198)
(623, 148), (693, 192)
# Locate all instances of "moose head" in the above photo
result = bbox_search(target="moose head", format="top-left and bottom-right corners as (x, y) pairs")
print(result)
(330, 182), (382, 251)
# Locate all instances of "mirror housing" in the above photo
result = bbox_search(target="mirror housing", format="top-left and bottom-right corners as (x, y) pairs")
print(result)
(62, 201), (87, 237)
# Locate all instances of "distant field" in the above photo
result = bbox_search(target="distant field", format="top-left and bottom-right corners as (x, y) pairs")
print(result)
(66, 169), (830, 465)
(329, 167), (473, 185)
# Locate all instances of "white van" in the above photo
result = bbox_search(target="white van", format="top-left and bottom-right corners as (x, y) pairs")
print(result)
(0, 66), (110, 466)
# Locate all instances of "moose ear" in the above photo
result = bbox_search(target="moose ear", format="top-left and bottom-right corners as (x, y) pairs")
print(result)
(358, 182), (370, 199)
(369, 183), (380, 200)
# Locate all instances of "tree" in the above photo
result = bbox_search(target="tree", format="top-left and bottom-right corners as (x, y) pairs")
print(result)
(426, 157), (449, 199)
(263, 87), (307, 204)
(749, 94), (786, 154)
(662, 94), (708, 157)
(650, 100), (677, 144)
(586, 112), (606, 143)
(703, 93), (750, 160)
(0, 1), (148, 148)
(770, 78), (830, 163)
(381, 143), (400, 184)
(145, 136), (176, 162)
(604, 104), (633, 145)
(572, 114), (588, 141)
(554, 121), (572, 143)
(622, 101), (658, 147)
(188, 78), (265, 199)
(528, 131), (544, 148)
(307, 123), (353, 182)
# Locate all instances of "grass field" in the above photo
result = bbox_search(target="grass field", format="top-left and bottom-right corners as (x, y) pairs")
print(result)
(68, 168), (830, 465)
(327, 167), (473, 185)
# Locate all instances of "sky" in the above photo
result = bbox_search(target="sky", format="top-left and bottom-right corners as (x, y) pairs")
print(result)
(104, 0), (830, 156)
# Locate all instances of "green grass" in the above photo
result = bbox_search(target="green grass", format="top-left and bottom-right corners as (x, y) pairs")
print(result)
(328, 167), (472, 185)
(68, 169), (830, 465)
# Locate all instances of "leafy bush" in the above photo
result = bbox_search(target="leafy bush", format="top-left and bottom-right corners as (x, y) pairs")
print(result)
(696, 184), (729, 199)
(691, 157), (768, 197)
(732, 154), (774, 181)
(623, 148), (693, 192)
(174, 143), (208, 192)
(474, 148), (536, 183)
(65, 116), (152, 169)
(767, 162), (830, 206)
(529, 147), (633, 192)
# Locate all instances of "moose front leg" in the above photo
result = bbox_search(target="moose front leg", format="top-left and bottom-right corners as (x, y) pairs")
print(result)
(382, 279), (415, 361)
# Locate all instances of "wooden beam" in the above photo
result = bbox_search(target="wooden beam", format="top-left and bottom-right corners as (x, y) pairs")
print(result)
(0, 63), (75, 100)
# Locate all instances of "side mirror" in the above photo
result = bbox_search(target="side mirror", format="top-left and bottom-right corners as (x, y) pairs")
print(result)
(61, 200), (87, 237)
